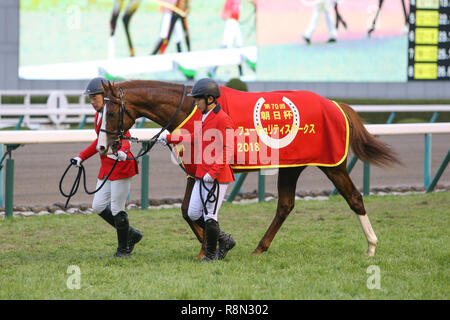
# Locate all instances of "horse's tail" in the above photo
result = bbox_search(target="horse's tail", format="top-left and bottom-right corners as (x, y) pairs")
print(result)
(338, 102), (402, 167)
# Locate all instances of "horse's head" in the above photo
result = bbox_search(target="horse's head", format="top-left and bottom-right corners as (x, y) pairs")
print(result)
(97, 81), (136, 155)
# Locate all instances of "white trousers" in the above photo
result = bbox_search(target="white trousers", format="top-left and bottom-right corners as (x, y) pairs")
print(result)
(159, 9), (183, 43)
(303, 0), (337, 39)
(92, 177), (131, 216)
(188, 180), (228, 222)
(222, 18), (242, 48)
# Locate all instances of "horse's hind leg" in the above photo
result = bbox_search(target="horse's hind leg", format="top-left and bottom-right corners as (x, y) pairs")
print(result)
(320, 163), (378, 256)
(122, 0), (142, 56)
(182, 177), (205, 258)
(253, 167), (304, 255)
(110, 0), (123, 36)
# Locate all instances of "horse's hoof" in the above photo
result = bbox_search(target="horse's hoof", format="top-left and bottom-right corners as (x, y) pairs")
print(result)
(251, 248), (264, 256)
(195, 250), (206, 259)
(366, 243), (377, 257)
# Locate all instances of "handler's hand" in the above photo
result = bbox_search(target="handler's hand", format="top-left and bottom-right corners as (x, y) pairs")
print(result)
(117, 151), (127, 161)
(203, 173), (214, 183)
(71, 157), (82, 167)
(156, 132), (168, 146)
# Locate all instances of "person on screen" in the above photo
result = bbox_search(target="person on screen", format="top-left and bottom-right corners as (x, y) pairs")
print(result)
(302, 0), (338, 45)
(71, 77), (142, 258)
(151, 0), (191, 55)
(367, 0), (409, 37)
(109, 0), (143, 57)
(208, 0), (257, 79)
(334, 1), (347, 31)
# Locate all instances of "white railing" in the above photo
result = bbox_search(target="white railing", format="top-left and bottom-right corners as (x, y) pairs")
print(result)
(0, 123), (448, 144)
(352, 105), (450, 112)
(0, 90), (92, 128)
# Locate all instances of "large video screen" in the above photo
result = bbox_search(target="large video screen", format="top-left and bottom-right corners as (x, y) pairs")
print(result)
(19, 0), (412, 82)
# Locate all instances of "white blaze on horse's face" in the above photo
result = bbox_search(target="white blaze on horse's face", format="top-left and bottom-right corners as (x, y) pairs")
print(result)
(97, 106), (109, 155)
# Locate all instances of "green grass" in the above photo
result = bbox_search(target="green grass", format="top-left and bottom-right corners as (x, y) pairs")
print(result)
(0, 193), (449, 300)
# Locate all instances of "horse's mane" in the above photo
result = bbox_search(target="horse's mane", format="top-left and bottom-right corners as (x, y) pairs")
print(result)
(115, 80), (185, 90)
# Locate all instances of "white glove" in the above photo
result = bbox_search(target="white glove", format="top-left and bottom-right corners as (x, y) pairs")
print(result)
(203, 173), (214, 183)
(117, 151), (127, 161)
(156, 131), (168, 146)
(71, 156), (82, 167)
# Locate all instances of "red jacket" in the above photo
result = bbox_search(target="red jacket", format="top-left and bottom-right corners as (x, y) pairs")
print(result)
(221, 0), (241, 21)
(78, 112), (139, 180)
(167, 105), (235, 183)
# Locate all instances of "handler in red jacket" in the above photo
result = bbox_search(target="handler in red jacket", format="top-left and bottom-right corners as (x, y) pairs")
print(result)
(159, 78), (236, 262)
(72, 77), (142, 258)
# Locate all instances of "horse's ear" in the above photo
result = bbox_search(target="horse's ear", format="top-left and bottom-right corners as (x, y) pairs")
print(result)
(108, 81), (120, 98)
(101, 80), (109, 94)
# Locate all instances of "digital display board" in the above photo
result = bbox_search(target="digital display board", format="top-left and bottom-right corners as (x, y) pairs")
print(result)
(407, 0), (450, 80)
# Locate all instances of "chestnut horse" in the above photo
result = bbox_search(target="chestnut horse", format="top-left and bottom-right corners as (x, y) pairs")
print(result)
(98, 80), (400, 257)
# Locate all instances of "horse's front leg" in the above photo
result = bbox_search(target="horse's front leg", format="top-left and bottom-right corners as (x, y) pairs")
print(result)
(181, 177), (205, 258)
(253, 167), (304, 255)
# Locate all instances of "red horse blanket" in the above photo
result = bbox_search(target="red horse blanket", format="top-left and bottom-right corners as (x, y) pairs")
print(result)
(171, 87), (349, 172)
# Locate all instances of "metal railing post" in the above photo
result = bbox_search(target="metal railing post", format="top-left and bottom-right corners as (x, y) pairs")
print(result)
(363, 162), (370, 196)
(424, 133), (432, 187)
(2, 144), (22, 218)
(14, 116), (24, 130)
(227, 172), (248, 202)
(258, 171), (265, 202)
(424, 112), (439, 187)
(5, 156), (14, 218)
(426, 150), (450, 193)
(386, 112), (396, 124)
(77, 115), (87, 129)
(137, 118), (146, 129)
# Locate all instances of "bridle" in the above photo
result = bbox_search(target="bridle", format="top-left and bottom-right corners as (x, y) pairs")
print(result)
(101, 87), (136, 143)
(101, 84), (188, 160)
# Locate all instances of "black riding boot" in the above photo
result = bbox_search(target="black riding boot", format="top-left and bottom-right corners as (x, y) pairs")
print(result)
(127, 226), (143, 254)
(99, 207), (115, 228)
(193, 218), (205, 230)
(201, 219), (220, 262)
(99, 208), (142, 254)
(216, 231), (236, 260)
(113, 211), (130, 258)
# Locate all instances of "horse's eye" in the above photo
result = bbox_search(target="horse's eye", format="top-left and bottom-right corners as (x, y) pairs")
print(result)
(107, 112), (115, 118)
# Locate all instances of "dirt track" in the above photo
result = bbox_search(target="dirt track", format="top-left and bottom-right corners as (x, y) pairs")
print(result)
(7, 134), (450, 208)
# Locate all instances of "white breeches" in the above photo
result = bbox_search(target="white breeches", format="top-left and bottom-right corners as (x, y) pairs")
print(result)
(303, 0), (337, 39)
(188, 180), (228, 222)
(92, 177), (132, 216)
(160, 9), (183, 43)
(222, 18), (242, 48)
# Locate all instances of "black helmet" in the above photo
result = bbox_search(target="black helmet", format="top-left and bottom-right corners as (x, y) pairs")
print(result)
(83, 76), (107, 95)
(188, 78), (220, 99)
